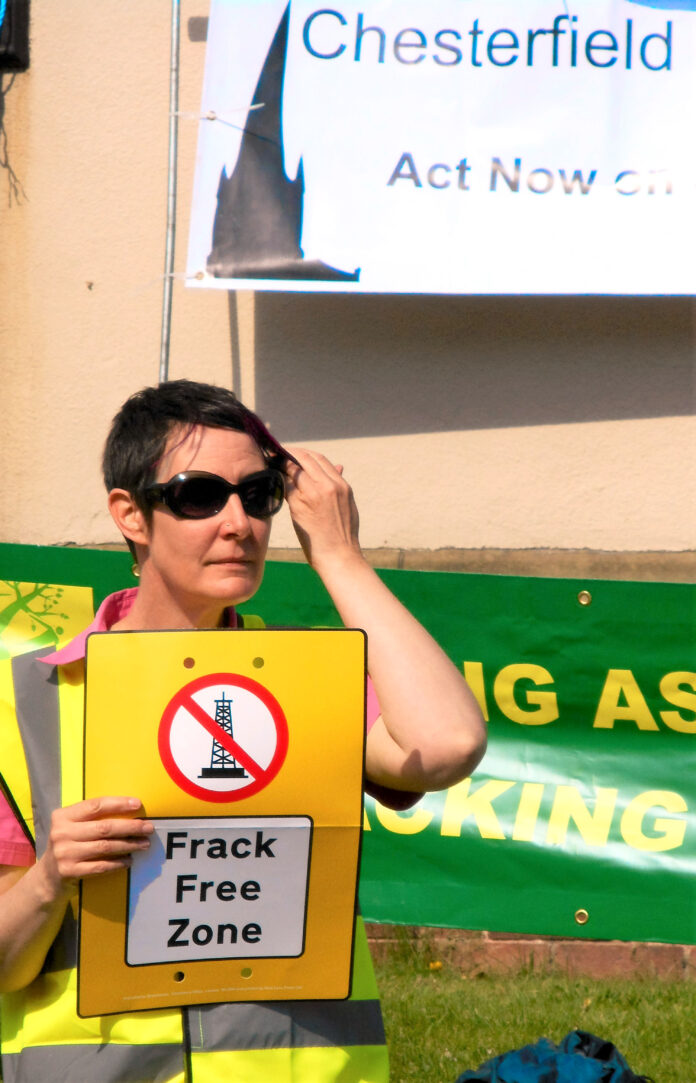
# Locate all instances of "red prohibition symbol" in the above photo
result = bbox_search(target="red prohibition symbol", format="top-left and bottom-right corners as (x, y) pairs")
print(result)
(158, 672), (289, 802)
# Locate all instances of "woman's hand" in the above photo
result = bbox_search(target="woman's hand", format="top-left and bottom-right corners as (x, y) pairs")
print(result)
(0, 796), (153, 993)
(40, 796), (153, 900)
(284, 448), (362, 572)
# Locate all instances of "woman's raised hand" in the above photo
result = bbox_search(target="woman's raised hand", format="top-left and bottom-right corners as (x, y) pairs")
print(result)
(284, 448), (362, 571)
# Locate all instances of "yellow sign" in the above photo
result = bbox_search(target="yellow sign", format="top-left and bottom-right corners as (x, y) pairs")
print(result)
(79, 629), (366, 1017)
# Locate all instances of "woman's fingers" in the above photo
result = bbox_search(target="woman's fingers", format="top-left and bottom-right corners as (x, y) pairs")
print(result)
(285, 447), (344, 482)
(47, 798), (153, 882)
(282, 448), (360, 569)
(58, 796), (144, 822)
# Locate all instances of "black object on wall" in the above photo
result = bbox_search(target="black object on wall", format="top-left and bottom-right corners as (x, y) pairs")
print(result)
(0, 0), (30, 71)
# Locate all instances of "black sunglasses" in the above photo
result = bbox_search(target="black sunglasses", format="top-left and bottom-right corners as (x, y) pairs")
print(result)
(143, 469), (285, 520)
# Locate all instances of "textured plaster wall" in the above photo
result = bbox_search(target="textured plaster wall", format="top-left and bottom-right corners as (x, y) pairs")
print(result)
(0, 2), (694, 554)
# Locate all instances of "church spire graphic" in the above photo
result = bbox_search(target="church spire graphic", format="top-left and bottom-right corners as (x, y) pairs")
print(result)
(207, 4), (359, 282)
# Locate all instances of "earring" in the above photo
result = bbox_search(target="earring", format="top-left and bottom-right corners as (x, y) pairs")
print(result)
(131, 562), (140, 579)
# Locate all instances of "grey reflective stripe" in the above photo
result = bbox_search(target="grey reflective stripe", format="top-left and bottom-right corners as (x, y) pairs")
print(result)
(11, 650), (62, 856)
(186, 998), (386, 1052)
(10, 650), (75, 975)
(1, 1041), (185, 1083)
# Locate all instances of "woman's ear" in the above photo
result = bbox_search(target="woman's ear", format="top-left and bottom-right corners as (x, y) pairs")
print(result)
(108, 490), (150, 549)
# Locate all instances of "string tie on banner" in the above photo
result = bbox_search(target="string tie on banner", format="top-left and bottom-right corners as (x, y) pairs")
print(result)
(131, 271), (206, 297)
(171, 105), (264, 124)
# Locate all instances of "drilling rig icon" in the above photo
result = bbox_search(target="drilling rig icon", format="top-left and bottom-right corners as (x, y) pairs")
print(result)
(199, 692), (247, 779)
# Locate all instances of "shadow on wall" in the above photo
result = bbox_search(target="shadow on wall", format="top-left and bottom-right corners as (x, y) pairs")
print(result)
(228, 293), (694, 441)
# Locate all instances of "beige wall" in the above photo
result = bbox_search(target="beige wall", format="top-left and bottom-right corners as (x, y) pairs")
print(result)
(1, 2), (694, 559)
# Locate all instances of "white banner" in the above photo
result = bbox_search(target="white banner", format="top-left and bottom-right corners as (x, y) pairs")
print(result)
(187, 0), (696, 295)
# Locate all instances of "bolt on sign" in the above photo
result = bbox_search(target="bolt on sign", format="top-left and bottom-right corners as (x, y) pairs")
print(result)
(78, 629), (366, 1017)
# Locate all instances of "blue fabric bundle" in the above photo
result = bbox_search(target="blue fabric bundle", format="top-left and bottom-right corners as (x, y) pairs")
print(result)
(455, 1030), (652, 1083)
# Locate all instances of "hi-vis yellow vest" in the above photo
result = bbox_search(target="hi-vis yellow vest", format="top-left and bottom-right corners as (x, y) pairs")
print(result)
(0, 634), (389, 1083)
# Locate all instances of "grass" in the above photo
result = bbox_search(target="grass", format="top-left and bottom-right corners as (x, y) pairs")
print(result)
(374, 940), (696, 1082)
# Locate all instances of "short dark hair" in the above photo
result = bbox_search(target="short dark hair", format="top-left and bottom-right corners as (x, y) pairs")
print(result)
(103, 379), (287, 506)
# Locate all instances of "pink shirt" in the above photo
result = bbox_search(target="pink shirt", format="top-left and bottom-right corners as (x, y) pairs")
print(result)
(0, 815), (34, 866)
(0, 590), (384, 865)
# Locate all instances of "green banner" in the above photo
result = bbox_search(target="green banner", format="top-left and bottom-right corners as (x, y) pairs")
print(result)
(358, 572), (695, 946)
(1, 544), (694, 944)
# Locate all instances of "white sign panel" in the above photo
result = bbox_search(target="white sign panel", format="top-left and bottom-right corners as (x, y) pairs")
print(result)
(126, 817), (312, 965)
(187, 0), (696, 295)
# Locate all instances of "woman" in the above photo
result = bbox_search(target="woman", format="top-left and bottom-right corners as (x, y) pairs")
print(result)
(0, 380), (486, 1083)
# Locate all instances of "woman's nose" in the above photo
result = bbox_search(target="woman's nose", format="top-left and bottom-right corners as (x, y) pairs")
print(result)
(219, 493), (251, 536)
